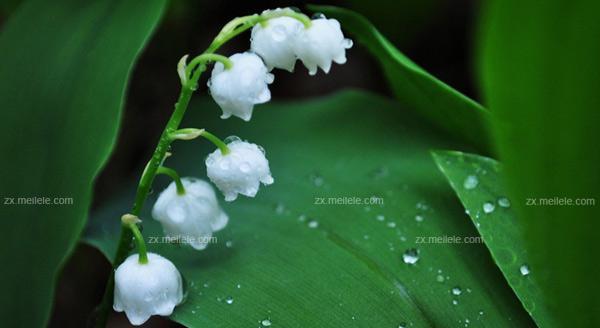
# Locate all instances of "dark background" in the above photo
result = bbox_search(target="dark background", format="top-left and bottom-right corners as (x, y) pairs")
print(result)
(1, 0), (479, 326)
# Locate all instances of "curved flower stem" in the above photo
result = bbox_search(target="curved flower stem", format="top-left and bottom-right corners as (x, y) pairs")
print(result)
(128, 223), (148, 264)
(157, 166), (186, 195)
(200, 130), (230, 155)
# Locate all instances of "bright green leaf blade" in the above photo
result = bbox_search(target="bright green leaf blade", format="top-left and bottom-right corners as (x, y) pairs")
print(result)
(85, 91), (534, 327)
(0, 0), (166, 326)
(309, 5), (492, 152)
(479, 1), (600, 326)
(432, 150), (556, 328)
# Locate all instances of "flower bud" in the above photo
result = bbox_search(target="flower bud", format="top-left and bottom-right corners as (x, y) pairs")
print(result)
(293, 16), (353, 75)
(152, 178), (228, 250)
(113, 253), (183, 326)
(208, 52), (274, 121)
(206, 139), (274, 201)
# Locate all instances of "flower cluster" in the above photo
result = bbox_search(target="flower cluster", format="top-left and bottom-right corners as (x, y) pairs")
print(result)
(209, 8), (352, 121)
(111, 7), (351, 326)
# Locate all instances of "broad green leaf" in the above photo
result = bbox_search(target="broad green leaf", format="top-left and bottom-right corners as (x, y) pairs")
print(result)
(85, 91), (534, 327)
(0, 0), (166, 326)
(309, 5), (492, 152)
(432, 150), (556, 328)
(479, 1), (600, 325)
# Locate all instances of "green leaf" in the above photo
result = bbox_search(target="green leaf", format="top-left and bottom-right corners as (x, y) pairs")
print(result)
(432, 150), (556, 328)
(308, 5), (492, 152)
(85, 91), (534, 327)
(0, 0), (166, 326)
(479, 1), (600, 326)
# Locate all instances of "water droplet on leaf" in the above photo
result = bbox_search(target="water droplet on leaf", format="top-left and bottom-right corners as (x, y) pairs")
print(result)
(402, 248), (420, 265)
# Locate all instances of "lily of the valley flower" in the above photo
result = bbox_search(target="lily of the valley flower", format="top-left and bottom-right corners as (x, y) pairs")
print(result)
(251, 15), (303, 72)
(113, 253), (183, 326)
(152, 177), (228, 250)
(293, 15), (353, 75)
(206, 139), (274, 201)
(208, 52), (274, 121)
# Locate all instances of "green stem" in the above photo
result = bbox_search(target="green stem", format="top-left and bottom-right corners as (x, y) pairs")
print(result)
(128, 223), (148, 264)
(157, 166), (186, 195)
(200, 130), (230, 155)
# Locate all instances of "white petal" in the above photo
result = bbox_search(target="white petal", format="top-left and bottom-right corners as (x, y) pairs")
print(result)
(208, 52), (272, 121)
(206, 140), (274, 201)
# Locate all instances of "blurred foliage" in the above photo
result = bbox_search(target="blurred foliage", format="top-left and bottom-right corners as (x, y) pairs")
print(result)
(0, 0), (166, 326)
(479, 0), (600, 326)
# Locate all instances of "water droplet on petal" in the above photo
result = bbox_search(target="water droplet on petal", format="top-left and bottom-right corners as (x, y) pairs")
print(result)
(402, 248), (420, 265)
(463, 175), (479, 190)
(483, 202), (495, 214)
(311, 12), (326, 19)
(342, 38), (353, 48)
(223, 135), (241, 144)
(520, 264), (531, 276)
(498, 197), (511, 208)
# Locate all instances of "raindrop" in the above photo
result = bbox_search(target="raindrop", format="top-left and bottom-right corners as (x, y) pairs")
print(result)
(498, 197), (511, 208)
(463, 175), (479, 190)
(479, 310), (484, 316)
(483, 202), (495, 214)
(387, 221), (397, 228)
(415, 215), (424, 222)
(225, 240), (233, 248)
(309, 173), (324, 186)
(225, 296), (234, 304)
(452, 299), (459, 305)
(274, 203), (285, 215)
(416, 201), (429, 210)
(240, 162), (251, 173)
(363, 234), (370, 240)
(399, 323), (407, 328)
(311, 12), (326, 19)
(298, 214), (307, 222)
(451, 286), (462, 296)
(261, 319), (272, 327)
(224, 135), (241, 144)
(520, 264), (531, 276)
(236, 284), (241, 289)
(307, 220), (319, 228)
(376, 214), (385, 221)
(402, 248), (420, 265)
(436, 275), (445, 283)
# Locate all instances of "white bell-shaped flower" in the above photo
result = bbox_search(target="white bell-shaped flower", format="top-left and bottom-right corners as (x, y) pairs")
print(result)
(152, 178), (228, 250)
(206, 138), (274, 201)
(208, 52), (274, 121)
(251, 15), (303, 72)
(113, 253), (183, 326)
(293, 16), (353, 75)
